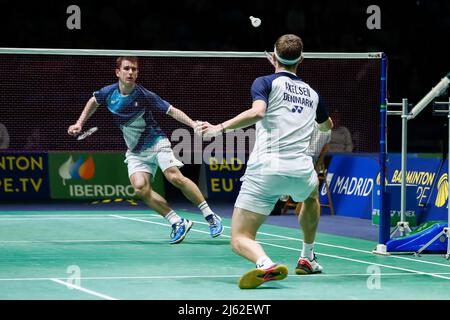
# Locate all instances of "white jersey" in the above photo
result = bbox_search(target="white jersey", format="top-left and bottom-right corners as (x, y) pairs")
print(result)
(245, 71), (329, 177)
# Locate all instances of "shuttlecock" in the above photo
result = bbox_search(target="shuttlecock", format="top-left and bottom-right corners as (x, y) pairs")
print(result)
(249, 16), (261, 28)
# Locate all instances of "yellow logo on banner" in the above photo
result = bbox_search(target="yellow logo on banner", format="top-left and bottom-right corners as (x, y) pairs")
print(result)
(435, 173), (448, 208)
(376, 172), (388, 185)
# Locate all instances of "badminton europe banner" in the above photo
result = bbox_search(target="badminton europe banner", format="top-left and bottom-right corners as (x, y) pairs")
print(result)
(422, 159), (448, 222)
(321, 153), (443, 223)
(201, 157), (246, 201)
(0, 152), (50, 200)
(48, 152), (164, 200)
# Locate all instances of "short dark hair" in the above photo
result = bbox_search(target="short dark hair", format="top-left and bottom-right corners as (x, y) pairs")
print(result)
(274, 34), (303, 64)
(116, 56), (139, 69)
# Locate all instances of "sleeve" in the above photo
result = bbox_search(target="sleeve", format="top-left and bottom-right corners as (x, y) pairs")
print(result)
(251, 77), (272, 103)
(315, 94), (329, 124)
(92, 86), (112, 106)
(142, 87), (171, 113)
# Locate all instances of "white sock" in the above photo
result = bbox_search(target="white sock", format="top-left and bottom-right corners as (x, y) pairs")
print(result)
(255, 256), (274, 270)
(198, 201), (214, 218)
(301, 242), (315, 260)
(165, 210), (182, 225)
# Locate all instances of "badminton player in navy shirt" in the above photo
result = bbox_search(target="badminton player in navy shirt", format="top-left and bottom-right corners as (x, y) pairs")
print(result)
(68, 56), (223, 244)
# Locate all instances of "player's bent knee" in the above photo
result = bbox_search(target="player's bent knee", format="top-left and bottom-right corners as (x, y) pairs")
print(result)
(132, 183), (151, 198)
(167, 173), (187, 187)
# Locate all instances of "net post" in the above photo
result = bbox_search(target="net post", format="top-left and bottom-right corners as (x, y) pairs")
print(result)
(374, 53), (390, 255)
(399, 99), (411, 236)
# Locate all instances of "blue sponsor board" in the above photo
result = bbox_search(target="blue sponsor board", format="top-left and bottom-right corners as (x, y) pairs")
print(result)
(202, 157), (246, 201)
(321, 153), (443, 222)
(371, 154), (442, 226)
(319, 154), (378, 218)
(423, 160), (448, 223)
(384, 154), (441, 210)
(372, 184), (418, 226)
(0, 153), (50, 200)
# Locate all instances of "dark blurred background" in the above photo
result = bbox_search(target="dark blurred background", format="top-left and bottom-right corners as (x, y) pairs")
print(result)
(0, 0), (449, 154)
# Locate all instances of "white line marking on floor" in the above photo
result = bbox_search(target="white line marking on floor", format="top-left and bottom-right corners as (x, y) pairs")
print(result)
(0, 272), (449, 282)
(184, 217), (450, 269)
(256, 240), (450, 281)
(111, 214), (450, 281)
(3, 213), (448, 270)
(49, 278), (118, 300)
(0, 216), (160, 221)
(0, 239), (174, 244)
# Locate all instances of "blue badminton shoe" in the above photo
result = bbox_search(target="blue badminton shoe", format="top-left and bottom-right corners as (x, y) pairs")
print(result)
(170, 218), (193, 244)
(205, 214), (224, 238)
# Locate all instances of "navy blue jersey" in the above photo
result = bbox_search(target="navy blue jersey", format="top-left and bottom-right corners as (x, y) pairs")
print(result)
(93, 83), (170, 153)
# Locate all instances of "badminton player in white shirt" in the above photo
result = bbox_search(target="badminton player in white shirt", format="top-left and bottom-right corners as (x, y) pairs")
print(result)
(68, 56), (223, 244)
(203, 34), (333, 288)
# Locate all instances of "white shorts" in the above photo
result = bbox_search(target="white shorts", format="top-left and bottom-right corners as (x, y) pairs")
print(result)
(235, 173), (318, 216)
(124, 138), (184, 179)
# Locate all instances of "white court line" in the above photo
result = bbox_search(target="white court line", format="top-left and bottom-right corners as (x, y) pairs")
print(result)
(2, 272), (450, 282)
(50, 278), (118, 300)
(3, 213), (448, 268)
(256, 240), (450, 281)
(111, 214), (450, 281)
(0, 238), (173, 244)
(0, 215), (160, 221)
(254, 230), (450, 269)
(0, 238), (285, 244)
(110, 214), (211, 235)
(180, 217), (450, 269)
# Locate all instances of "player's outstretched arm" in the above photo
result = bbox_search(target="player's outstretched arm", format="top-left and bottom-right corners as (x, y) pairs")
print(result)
(68, 97), (99, 136)
(167, 106), (197, 129)
(202, 100), (267, 138)
(222, 100), (267, 129)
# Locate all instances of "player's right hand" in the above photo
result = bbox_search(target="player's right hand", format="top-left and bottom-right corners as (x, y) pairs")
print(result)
(193, 120), (209, 136)
(68, 124), (82, 136)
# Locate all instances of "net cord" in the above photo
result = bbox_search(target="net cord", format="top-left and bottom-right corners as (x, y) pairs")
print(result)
(0, 48), (383, 59)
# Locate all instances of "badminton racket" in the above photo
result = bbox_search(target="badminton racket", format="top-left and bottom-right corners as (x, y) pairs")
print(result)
(77, 126), (98, 141)
(264, 50), (276, 67)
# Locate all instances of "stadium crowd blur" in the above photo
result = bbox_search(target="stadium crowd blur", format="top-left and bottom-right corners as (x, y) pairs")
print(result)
(1, 0), (449, 154)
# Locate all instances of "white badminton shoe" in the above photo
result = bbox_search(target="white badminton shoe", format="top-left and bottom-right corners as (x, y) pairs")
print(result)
(295, 255), (323, 274)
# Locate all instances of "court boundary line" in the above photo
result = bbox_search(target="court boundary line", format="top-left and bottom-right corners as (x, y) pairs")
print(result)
(2, 212), (448, 268)
(1, 272), (450, 282)
(0, 217), (161, 221)
(110, 214), (450, 280)
(172, 213), (450, 269)
(0, 238), (291, 244)
(50, 278), (118, 300)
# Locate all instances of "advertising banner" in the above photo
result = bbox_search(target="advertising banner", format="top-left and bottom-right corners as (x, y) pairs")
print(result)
(202, 157), (246, 201)
(0, 153), (50, 200)
(319, 154), (378, 218)
(423, 159), (448, 222)
(48, 152), (164, 200)
(371, 154), (442, 226)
